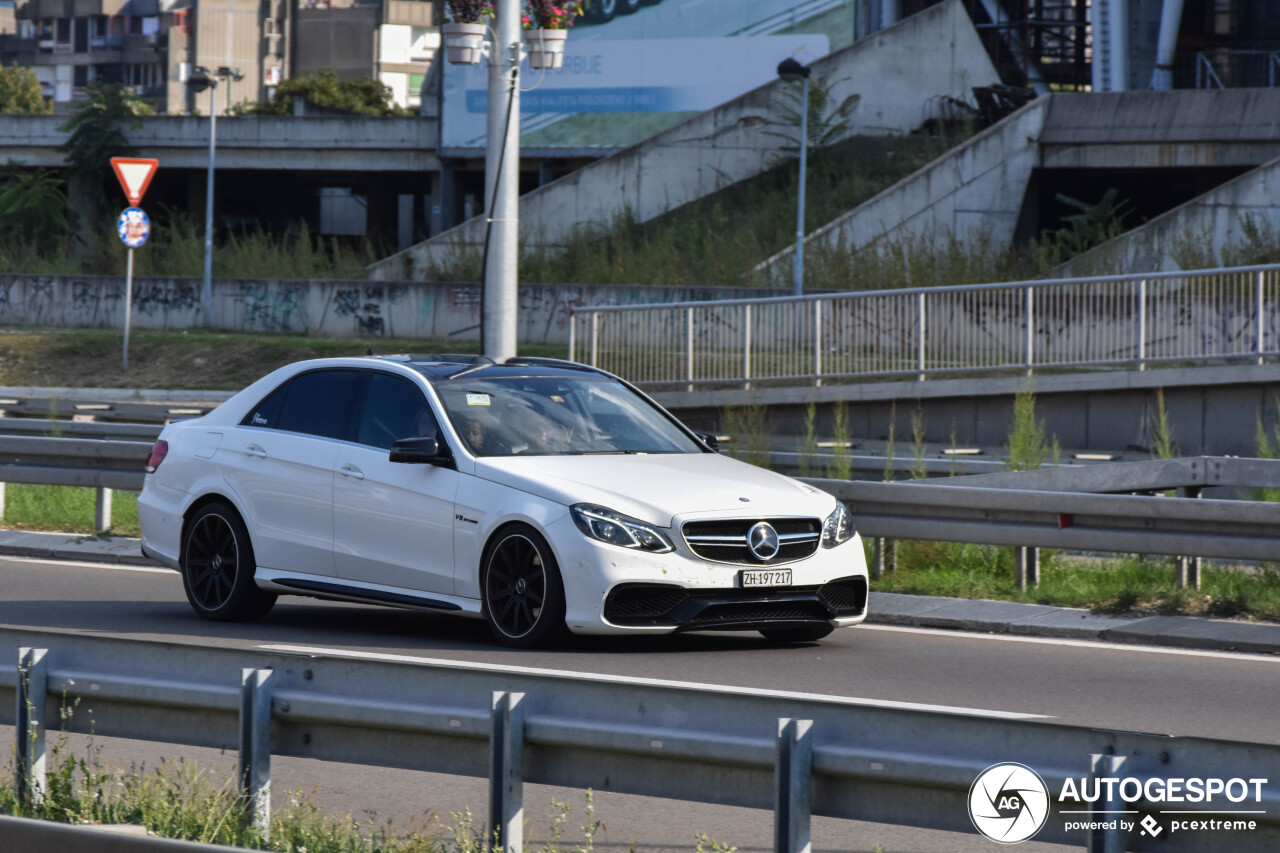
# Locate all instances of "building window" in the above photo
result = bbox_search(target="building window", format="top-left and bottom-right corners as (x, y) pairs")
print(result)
(73, 65), (88, 86)
(55, 18), (71, 42)
(264, 17), (280, 35)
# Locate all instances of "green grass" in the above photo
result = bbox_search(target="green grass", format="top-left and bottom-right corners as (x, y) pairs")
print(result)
(869, 539), (1280, 622)
(4, 485), (140, 537)
(1, 739), (740, 853)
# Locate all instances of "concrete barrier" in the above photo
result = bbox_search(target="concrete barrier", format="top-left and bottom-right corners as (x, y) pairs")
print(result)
(0, 275), (782, 344)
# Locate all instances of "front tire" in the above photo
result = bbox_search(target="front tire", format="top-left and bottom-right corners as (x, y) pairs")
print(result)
(181, 502), (276, 622)
(759, 624), (834, 643)
(481, 524), (567, 648)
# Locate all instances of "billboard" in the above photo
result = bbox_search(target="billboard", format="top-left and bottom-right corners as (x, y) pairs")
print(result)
(439, 0), (854, 153)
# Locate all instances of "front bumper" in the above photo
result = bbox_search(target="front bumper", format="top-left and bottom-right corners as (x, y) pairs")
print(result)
(604, 576), (868, 631)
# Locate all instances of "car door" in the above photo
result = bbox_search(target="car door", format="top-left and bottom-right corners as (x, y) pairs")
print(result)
(332, 372), (459, 594)
(220, 369), (361, 577)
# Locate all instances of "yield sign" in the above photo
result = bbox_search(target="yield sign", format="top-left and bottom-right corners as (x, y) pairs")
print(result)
(110, 157), (159, 206)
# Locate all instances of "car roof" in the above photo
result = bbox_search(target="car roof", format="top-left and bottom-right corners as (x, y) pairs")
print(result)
(368, 355), (611, 382)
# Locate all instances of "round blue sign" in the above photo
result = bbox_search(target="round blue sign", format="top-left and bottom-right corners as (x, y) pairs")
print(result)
(117, 207), (150, 248)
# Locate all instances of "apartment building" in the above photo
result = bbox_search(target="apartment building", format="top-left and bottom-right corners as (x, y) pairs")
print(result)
(0, 0), (436, 112)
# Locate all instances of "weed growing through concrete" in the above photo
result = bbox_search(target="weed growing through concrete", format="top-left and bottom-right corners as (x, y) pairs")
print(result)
(826, 402), (852, 480)
(798, 401), (819, 478)
(722, 406), (770, 469)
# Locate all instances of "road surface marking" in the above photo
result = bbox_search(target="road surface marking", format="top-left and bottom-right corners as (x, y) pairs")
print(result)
(2, 555), (172, 574)
(862, 624), (1280, 664)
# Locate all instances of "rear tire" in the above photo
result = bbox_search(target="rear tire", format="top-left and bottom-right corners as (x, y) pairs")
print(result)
(481, 524), (567, 648)
(759, 624), (834, 643)
(181, 502), (276, 622)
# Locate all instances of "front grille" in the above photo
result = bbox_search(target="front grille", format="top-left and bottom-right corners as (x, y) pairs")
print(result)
(687, 602), (828, 625)
(682, 517), (821, 565)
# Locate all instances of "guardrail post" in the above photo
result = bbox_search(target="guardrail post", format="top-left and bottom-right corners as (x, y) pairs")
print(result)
(1177, 486), (1202, 588)
(489, 691), (525, 853)
(774, 718), (812, 853)
(1025, 285), (1035, 377)
(239, 668), (273, 835)
(94, 487), (112, 533)
(567, 313), (576, 363)
(1016, 547), (1039, 590)
(0, 482), (6, 521)
(1086, 754), (1128, 853)
(872, 538), (896, 579)
(15, 647), (48, 808)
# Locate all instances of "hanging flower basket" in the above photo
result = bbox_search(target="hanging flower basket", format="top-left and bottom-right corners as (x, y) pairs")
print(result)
(441, 22), (487, 65)
(525, 28), (568, 70)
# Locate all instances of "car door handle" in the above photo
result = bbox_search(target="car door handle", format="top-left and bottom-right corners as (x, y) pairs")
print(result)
(243, 444), (267, 458)
(339, 464), (365, 480)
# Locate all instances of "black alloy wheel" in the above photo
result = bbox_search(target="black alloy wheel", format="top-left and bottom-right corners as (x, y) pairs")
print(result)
(482, 525), (566, 647)
(759, 624), (835, 643)
(181, 503), (276, 622)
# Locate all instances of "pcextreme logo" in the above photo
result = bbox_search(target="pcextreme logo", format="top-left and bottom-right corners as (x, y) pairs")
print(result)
(968, 762), (1270, 845)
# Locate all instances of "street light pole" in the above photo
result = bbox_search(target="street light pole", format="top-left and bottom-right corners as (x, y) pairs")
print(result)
(202, 78), (218, 328)
(482, 0), (521, 362)
(777, 59), (812, 297)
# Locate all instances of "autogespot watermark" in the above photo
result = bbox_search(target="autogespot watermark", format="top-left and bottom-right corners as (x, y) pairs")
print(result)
(967, 763), (1269, 845)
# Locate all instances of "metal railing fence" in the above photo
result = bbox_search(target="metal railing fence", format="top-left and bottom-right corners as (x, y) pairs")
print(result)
(4, 628), (1280, 853)
(568, 264), (1280, 388)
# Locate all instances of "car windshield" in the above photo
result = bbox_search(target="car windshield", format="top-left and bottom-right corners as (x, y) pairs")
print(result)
(432, 374), (703, 456)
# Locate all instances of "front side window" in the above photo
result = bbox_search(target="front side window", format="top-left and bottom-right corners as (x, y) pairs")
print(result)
(357, 373), (439, 450)
(433, 375), (701, 457)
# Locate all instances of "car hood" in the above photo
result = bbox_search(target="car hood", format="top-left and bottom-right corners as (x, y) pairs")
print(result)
(473, 453), (835, 527)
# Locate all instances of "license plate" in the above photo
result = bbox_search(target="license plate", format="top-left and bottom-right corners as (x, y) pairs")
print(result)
(741, 569), (792, 587)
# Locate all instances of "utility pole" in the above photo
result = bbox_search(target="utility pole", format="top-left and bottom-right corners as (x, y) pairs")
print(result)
(482, 0), (521, 362)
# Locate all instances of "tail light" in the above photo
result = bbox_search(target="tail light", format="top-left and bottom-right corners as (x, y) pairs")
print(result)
(144, 440), (169, 474)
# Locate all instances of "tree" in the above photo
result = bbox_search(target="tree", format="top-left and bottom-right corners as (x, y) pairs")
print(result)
(0, 64), (50, 115)
(0, 163), (72, 246)
(57, 82), (154, 223)
(243, 70), (411, 117)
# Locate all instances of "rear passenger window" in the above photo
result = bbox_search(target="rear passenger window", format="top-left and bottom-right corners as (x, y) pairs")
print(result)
(358, 374), (439, 450)
(242, 383), (287, 428)
(276, 370), (361, 440)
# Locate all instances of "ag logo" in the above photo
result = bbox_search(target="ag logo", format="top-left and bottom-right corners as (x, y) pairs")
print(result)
(969, 762), (1050, 844)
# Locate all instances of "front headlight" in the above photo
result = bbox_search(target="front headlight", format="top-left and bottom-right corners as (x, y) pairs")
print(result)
(821, 501), (855, 549)
(571, 503), (674, 553)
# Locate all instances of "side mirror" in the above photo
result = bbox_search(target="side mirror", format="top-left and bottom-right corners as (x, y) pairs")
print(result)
(694, 431), (720, 452)
(390, 436), (449, 465)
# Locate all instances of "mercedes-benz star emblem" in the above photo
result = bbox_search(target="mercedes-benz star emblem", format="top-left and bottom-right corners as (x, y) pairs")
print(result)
(747, 521), (780, 561)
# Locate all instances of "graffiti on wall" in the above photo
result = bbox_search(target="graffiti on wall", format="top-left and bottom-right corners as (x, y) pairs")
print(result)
(235, 283), (307, 333)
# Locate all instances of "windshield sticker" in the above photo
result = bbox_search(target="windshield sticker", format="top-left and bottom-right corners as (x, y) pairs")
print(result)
(466, 393), (491, 406)
(550, 395), (565, 403)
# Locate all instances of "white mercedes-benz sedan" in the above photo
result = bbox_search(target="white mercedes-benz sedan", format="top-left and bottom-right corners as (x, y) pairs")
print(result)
(139, 355), (868, 647)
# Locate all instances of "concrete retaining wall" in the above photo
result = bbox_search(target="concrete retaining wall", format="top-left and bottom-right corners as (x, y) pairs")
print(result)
(655, 363), (1280, 459)
(368, 0), (999, 280)
(754, 96), (1048, 287)
(1049, 154), (1280, 278)
(0, 275), (781, 344)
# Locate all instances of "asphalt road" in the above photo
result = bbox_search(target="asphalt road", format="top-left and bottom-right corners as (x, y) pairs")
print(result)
(3, 555), (1277, 852)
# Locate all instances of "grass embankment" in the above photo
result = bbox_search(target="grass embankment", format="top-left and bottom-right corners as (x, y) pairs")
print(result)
(0, 741), (740, 853)
(870, 540), (1280, 623)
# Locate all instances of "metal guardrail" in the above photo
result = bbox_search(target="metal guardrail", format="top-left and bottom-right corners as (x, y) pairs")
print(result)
(0, 396), (217, 425)
(567, 264), (1280, 388)
(3, 628), (1279, 853)
(804, 475), (1280, 563)
(0, 435), (149, 491)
